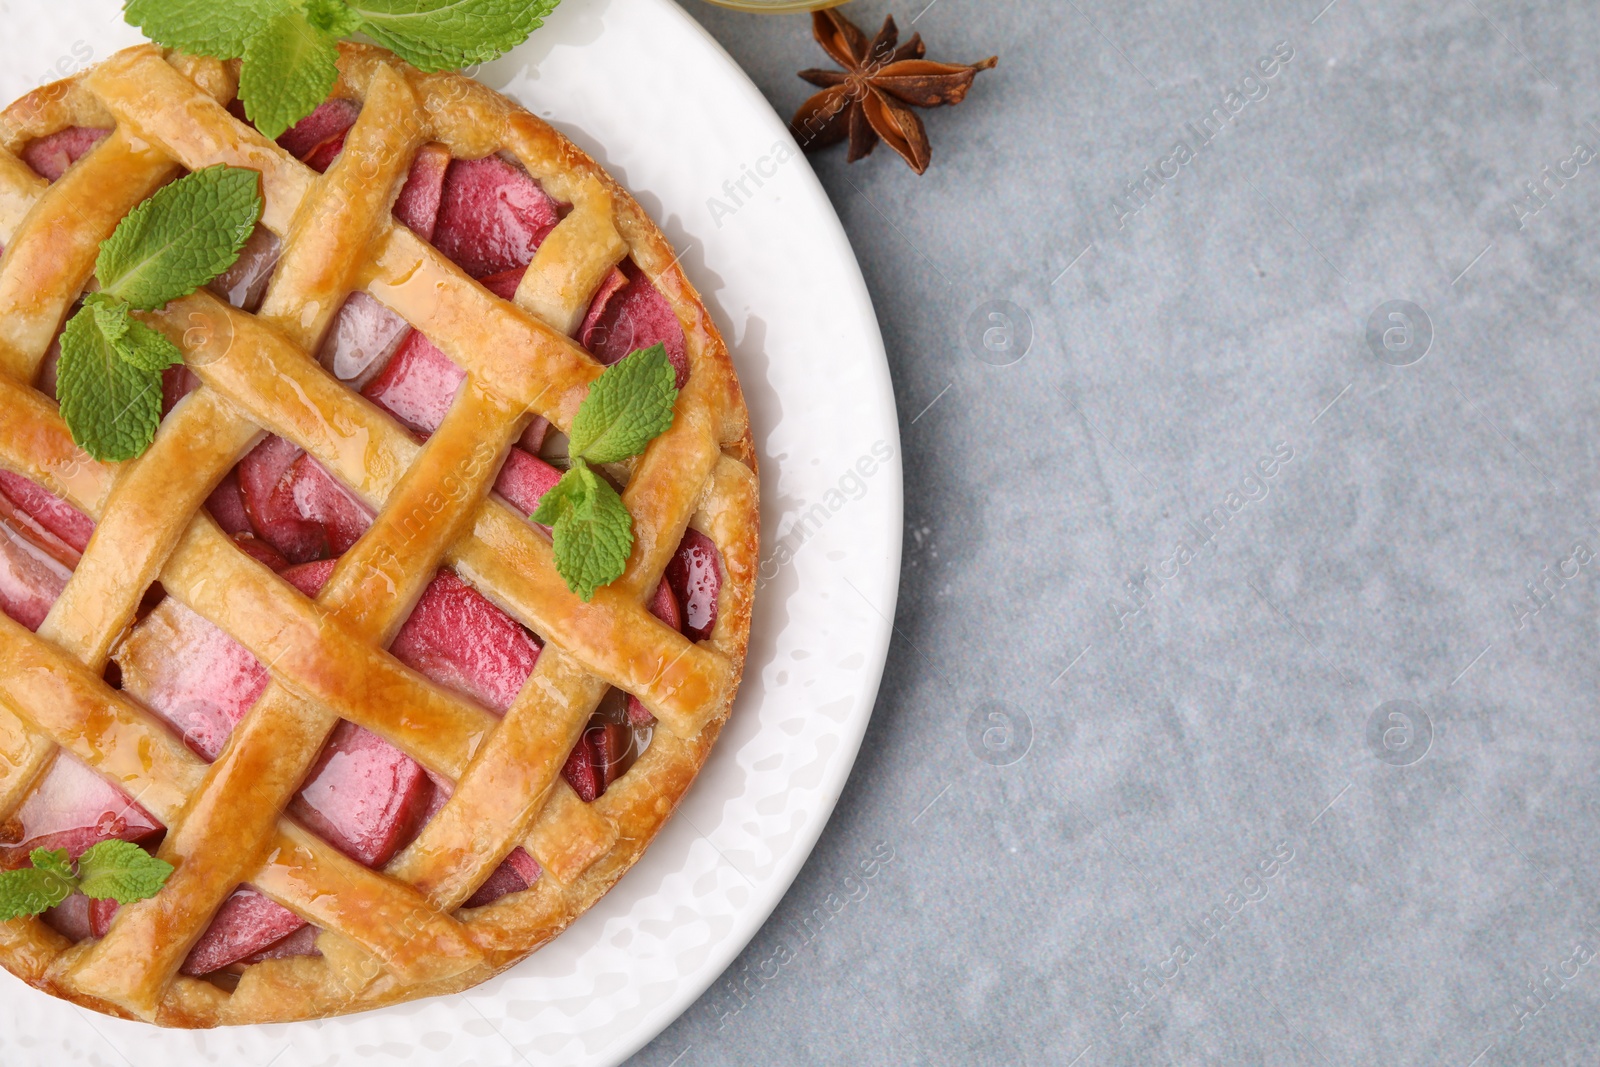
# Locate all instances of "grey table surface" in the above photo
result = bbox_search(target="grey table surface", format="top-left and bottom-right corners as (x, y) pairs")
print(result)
(634, 2), (1600, 1065)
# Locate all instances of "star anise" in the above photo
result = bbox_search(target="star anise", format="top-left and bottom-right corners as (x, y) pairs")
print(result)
(790, 11), (997, 175)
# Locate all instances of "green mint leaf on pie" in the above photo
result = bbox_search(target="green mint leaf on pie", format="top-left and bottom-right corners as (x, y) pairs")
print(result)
(29, 849), (74, 879)
(75, 840), (175, 905)
(114, 319), (185, 374)
(567, 344), (678, 466)
(84, 293), (130, 348)
(97, 165), (263, 311)
(305, 0), (365, 37)
(122, 0), (284, 59)
(240, 9), (342, 140)
(58, 167), (261, 462)
(534, 459), (634, 601)
(534, 346), (677, 599)
(57, 306), (167, 463)
(348, 0), (562, 73)
(530, 460), (587, 528)
(0, 856), (78, 921)
(85, 295), (184, 373)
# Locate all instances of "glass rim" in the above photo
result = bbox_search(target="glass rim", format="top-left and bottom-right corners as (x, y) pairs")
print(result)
(697, 0), (850, 11)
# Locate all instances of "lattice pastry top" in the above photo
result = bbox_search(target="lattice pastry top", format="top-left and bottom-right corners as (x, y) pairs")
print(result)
(0, 42), (756, 1026)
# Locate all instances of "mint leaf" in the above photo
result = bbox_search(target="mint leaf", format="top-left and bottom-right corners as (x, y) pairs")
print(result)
(84, 293), (130, 348)
(535, 460), (633, 601)
(126, 0), (563, 148)
(534, 344), (677, 599)
(115, 319), (185, 374)
(305, 0), (364, 37)
(60, 167), (261, 463)
(76, 840), (174, 905)
(57, 307), (167, 463)
(0, 864), (76, 921)
(123, 0), (287, 59)
(29, 849), (73, 879)
(530, 461), (588, 527)
(349, 0), (561, 72)
(84, 296), (183, 373)
(97, 166), (262, 311)
(568, 344), (678, 465)
(240, 10), (342, 141)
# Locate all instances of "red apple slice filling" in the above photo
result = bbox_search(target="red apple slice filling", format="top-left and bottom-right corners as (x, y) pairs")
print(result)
(0, 496), (72, 632)
(287, 453), (372, 556)
(394, 142), (451, 241)
(578, 260), (689, 388)
(462, 846), (542, 909)
(0, 470), (94, 633)
(3, 752), (162, 867)
(361, 330), (467, 436)
(562, 686), (655, 804)
(180, 886), (310, 976)
(236, 435), (330, 564)
(243, 920), (324, 964)
(231, 534), (290, 572)
(318, 291), (412, 390)
(207, 225), (282, 313)
(432, 155), (562, 279)
(237, 435), (384, 568)
(206, 470), (254, 537)
(0, 471), (93, 554)
(288, 720), (436, 868)
(41, 892), (95, 942)
(161, 364), (201, 415)
(42, 892), (119, 944)
(120, 599), (269, 762)
(561, 721), (637, 804)
(275, 99), (361, 173)
(386, 569), (542, 714)
(667, 529), (721, 643)
(493, 447), (564, 518)
(22, 127), (110, 181)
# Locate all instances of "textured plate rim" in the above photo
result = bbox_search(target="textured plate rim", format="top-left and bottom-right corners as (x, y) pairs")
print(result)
(595, 5), (901, 1061)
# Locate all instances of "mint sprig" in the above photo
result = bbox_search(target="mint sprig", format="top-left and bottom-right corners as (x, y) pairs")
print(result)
(534, 345), (679, 601)
(123, 0), (276, 59)
(349, 0), (561, 72)
(239, 7), (345, 140)
(57, 307), (169, 462)
(74, 840), (178, 904)
(0, 843), (174, 922)
(123, 0), (562, 141)
(98, 163), (261, 309)
(0, 851), (78, 920)
(568, 342), (679, 465)
(57, 166), (263, 463)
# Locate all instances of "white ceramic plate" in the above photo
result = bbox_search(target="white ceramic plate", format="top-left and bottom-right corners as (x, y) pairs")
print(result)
(0, 1), (901, 1063)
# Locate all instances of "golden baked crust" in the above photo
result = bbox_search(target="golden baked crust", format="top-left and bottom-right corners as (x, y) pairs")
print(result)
(0, 43), (756, 1026)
